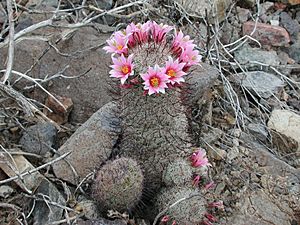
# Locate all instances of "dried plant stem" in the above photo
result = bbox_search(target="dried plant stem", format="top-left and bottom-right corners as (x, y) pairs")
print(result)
(2, 0), (15, 83)
(0, 152), (70, 185)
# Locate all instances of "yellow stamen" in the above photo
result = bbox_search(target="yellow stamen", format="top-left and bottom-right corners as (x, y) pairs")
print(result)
(121, 66), (130, 74)
(117, 45), (123, 50)
(150, 77), (160, 87)
(167, 69), (176, 77)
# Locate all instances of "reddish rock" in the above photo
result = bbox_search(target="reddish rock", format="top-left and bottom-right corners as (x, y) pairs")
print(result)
(243, 21), (290, 47)
(288, 0), (300, 5)
(44, 94), (73, 124)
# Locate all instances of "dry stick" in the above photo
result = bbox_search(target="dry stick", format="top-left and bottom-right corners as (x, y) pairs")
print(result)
(0, 69), (66, 110)
(0, 202), (22, 211)
(0, 151), (70, 185)
(2, 0), (15, 84)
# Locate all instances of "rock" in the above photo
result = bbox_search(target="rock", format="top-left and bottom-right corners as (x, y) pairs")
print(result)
(207, 146), (227, 161)
(242, 21), (291, 46)
(0, 27), (113, 123)
(76, 219), (127, 225)
(238, 0), (255, 8)
(235, 46), (281, 69)
(247, 123), (268, 141)
(96, 0), (113, 10)
(277, 50), (295, 65)
(259, 1), (274, 21)
(241, 138), (300, 195)
(227, 146), (239, 161)
(225, 190), (295, 225)
(236, 71), (284, 98)
(286, 0), (300, 5)
(288, 42), (300, 63)
(174, 0), (232, 23)
(280, 12), (300, 42)
(268, 109), (300, 152)
(75, 200), (99, 220)
(53, 102), (121, 185)
(186, 63), (219, 104)
(0, 6), (6, 25)
(44, 94), (73, 125)
(220, 21), (241, 44)
(19, 122), (57, 157)
(0, 153), (44, 192)
(0, 185), (14, 198)
(236, 7), (250, 23)
(0, 169), (7, 181)
(33, 179), (65, 225)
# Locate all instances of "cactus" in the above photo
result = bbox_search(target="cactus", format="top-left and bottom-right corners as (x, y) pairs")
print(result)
(163, 158), (193, 187)
(102, 21), (207, 219)
(91, 157), (143, 212)
(156, 187), (207, 225)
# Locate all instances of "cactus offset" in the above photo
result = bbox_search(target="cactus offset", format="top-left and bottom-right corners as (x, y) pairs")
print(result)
(156, 187), (207, 225)
(91, 157), (143, 212)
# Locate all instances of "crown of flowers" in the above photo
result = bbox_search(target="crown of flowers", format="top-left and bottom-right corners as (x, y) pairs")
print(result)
(103, 21), (201, 95)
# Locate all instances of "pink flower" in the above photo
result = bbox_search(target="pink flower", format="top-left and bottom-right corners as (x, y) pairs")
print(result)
(192, 174), (201, 187)
(164, 57), (186, 84)
(141, 65), (169, 95)
(103, 32), (128, 55)
(172, 30), (194, 55)
(161, 215), (169, 223)
(190, 148), (211, 168)
(208, 201), (224, 210)
(179, 45), (201, 67)
(127, 22), (151, 47)
(204, 181), (215, 190)
(151, 21), (173, 43)
(205, 213), (217, 222)
(109, 54), (134, 84)
(171, 221), (176, 225)
(201, 220), (213, 225)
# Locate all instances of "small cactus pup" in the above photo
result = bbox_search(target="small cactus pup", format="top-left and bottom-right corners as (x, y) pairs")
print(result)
(91, 157), (143, 213)
(156, 187), (207, 225)
(103, 21), (202, 195)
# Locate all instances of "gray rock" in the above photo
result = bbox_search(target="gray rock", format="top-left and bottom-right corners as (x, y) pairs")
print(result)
(96, 0), (113, 10)
(0, 6), (6, 25)
(76, 200), (99, 220)
(53, 102), (121, 185)
(236, 71), (284, 98)
(235, 46), (281, 69)
(20, 122), (57, 156)
(225, 190), (294, 225)
(268, 109), (300, 152)
(0, 185), (14, 198)
(236, 7), (250, 23)
(280, 11), (300, 42)
(238, 0), (255, 7)
(174, 0), (232, 23)
(0, 26), (113, 123)
(33, 179), (65, 225)
(76, 219), (126, 225)
(241, 138), (300, 195)
(289, 42), (300, 63)
(247, 123), (268, 141)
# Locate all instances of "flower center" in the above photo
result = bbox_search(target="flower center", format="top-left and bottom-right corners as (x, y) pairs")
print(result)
(117, 45), (123, 50)
(121, 65), (130, 74)
(150, 77), (160, 87)
(167, 69), (176, 77)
